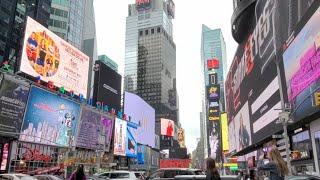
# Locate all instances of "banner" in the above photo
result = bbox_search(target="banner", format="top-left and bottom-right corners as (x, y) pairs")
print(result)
(114, 118), (127, 156)
(20, 86), (81, 147)
(20, 17), (89, 98)
(0, 74), (30, 137)
(126, 128), (137, 158)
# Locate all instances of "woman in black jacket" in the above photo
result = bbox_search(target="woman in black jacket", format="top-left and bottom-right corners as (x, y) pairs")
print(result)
(206, 158), (221, 180)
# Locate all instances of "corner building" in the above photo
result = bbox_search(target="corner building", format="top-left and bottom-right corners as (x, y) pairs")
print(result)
(124, 0), (178, 148)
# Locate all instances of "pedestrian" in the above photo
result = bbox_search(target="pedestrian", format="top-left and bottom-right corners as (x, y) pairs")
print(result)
(258, 148), (289, 180)
(206, 158), (221, 180)
(69, 164), (87, 180)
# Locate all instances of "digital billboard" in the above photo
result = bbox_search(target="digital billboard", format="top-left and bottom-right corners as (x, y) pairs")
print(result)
(207, 58), (219, 69)
(124, 92), (155, 147)
(208, 120), (221, 161)
(283, 7), (320, 122)
(20, 86), (81, 147)
(20, 17), (89, 98)
(114, 118), (127, 156)
(207, 85), (220, 101)
(177, 128), (185, 148)
(221, 113), (229, 151)
(208, 107), (220, 121)
(161, 118), (174, 137)
(102, 114), (114, 151)
(160, 159), (190, 168)
(77, 106), (114, 151)
(93, 60), (122, 111)
(0, 74), (30, 137)
(136, 0), (151, 11)
(209, 73), (218, 85)
(126, 128), (137, 158)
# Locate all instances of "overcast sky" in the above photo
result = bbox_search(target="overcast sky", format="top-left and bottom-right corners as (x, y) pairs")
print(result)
(94, 0), (238, 152)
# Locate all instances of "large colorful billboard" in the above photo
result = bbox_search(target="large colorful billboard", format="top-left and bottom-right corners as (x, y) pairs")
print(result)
(136, 0), (151, 11)
(161, 118), (174, 137)
(160, 159), (190, 168)
(114, 118), (127, 156)
(124, 92), (155, 147)
(221, 113), (229, 151)
(93, 60), (122, 111)
(0, 74), (30, 137)
(283, 6), (320, 122)
(77, 107), (114, 151)
(208, 120), (221, 161)
(207, 85), (220, 101)
(20, 86), (81, 147)
(20, 17), (89, 98)
(126, 128), (137, 158)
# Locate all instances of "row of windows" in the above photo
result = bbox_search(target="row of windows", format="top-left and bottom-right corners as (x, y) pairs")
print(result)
(51, 7), (68, 18)
(139, 27), (161, 36)
(49, 19), (68, 30)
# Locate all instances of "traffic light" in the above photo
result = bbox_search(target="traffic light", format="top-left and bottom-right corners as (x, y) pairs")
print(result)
(315, 92), (320, 106)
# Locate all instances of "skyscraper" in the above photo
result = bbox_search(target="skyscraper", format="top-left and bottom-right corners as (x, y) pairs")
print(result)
(200, 25), (227, 161)
(124, 0), (178, 149)
(49, 0), (69, 39)
(98, 55), (118, 72)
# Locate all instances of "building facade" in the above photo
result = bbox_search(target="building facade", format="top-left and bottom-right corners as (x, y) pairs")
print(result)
(200, 25), (227, 162)
(98, 55), (118, 72)
(124, 0), (178, 150)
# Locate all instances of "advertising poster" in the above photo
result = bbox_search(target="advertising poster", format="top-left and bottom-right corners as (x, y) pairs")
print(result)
(208, 107), (220, 121)
(283, 7), (320, 122)
(161, 118), (174, 137)
(221, 113), (229, 151)
(126, 128), (137, 158)
(0, 74), (30, 137)
(208, 120), (221, 161)
(93, 61), (122, 111)
(228, 102), (251, 153)
(207, 85), (220, 101)
(137, 145), (145, 164)
(114, 118), (127, 156)
(101, 115), (114, 151)
(160, 159), (191, 168)
(20, 86), (81, 147)
(177, 128), (185, 148)
(20, 17), (89, 98)
(124, 92), (155, 147)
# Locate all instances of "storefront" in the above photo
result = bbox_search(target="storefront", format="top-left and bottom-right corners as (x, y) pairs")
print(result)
(310, 118), (320, 175)
(290, 129), (315, 174)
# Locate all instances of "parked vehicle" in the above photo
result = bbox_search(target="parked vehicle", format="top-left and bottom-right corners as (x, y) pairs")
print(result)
(147, 168), (205, 179)
(34, 175), (63, 180)
(0, 174), (36, 180)
(95, 171), (141, 179)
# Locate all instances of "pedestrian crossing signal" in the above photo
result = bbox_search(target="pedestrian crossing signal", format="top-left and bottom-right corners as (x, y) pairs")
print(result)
(315, 92), (320, 106)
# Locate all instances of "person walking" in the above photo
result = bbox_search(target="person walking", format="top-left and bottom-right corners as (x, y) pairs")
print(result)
(258, 148), (289, 180)
(206, 158), (221, 180)
(69, 164), (87, 180)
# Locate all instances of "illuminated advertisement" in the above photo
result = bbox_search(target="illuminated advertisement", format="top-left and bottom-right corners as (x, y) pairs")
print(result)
(228, 102), (251, 153)
(137, 145), (145, 164)
(0, 143), (9, 171)
(114, 118), (127, 156)
(0, 74), (30, 137)
(221, 113), (229, 151)
(207, 58), (219, 69)
(77, 107), (114, 151)
(136, 0), (151, 11)
(102, 114), (114, 151)
(207, 85), (220, 100)
(283, 7), (320, 121)
(208, 120), (221, 161)
(20, 17), (89, 98)
(177, 128), (185, 148)
(161, 118), (174, 137)
(208, 107), (220, 121)
(124, 92), (155, 147)
(20, 86), (81, 147)
(126, 128), (137, 158)
(209, 73), (218, 85)
(160, 159), (190, 168)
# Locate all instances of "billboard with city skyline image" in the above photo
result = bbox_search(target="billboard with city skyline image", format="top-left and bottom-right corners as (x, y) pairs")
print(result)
(283, 6), (320, 122)
(124, 92), (155, 147)
(20, 86), (81, 147)
(20, 17), (90, 98)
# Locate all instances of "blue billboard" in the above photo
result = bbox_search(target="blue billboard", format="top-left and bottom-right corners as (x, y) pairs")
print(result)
(126, 127), (137, 158)
(20, 86), (81, 147)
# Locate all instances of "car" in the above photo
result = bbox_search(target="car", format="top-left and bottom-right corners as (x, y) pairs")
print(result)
(95, 171), (140, 179)
(34, 175), (63, 180)
(147, 168), (205, 179)
(0, 174), (36, 180)
(287, 175), (320, 180)
(174, 175), (240, 180)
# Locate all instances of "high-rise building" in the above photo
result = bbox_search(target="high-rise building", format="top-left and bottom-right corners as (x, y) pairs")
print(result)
(200, 25), (227, 161)
(0, 0), (52, 69)
(124, 0), (178, 149)
(48, 0), (69, 39)
(98, 55), (118, 72)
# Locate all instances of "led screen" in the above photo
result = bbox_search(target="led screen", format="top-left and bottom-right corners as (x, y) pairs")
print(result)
(283, 7), (320, 122)
(161, 118), (174, 137)
(126, 128), (137, 158)
(114, 118), (127, 156)
(124, 92), (155, 147)
(20, 17), (89, 98)
(20, 86), (81, 147)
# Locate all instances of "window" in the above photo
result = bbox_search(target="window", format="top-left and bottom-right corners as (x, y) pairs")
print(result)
(110, 173), (129, 178)
(99, 173), (110, 178)
(150, 171), (164, 178)
(139, 31), (143, 36)
(315, 131), (320, 168)
(151, 28), (154, 34)
(157, 27), (161, 33)
(145, 29), (149, 35)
